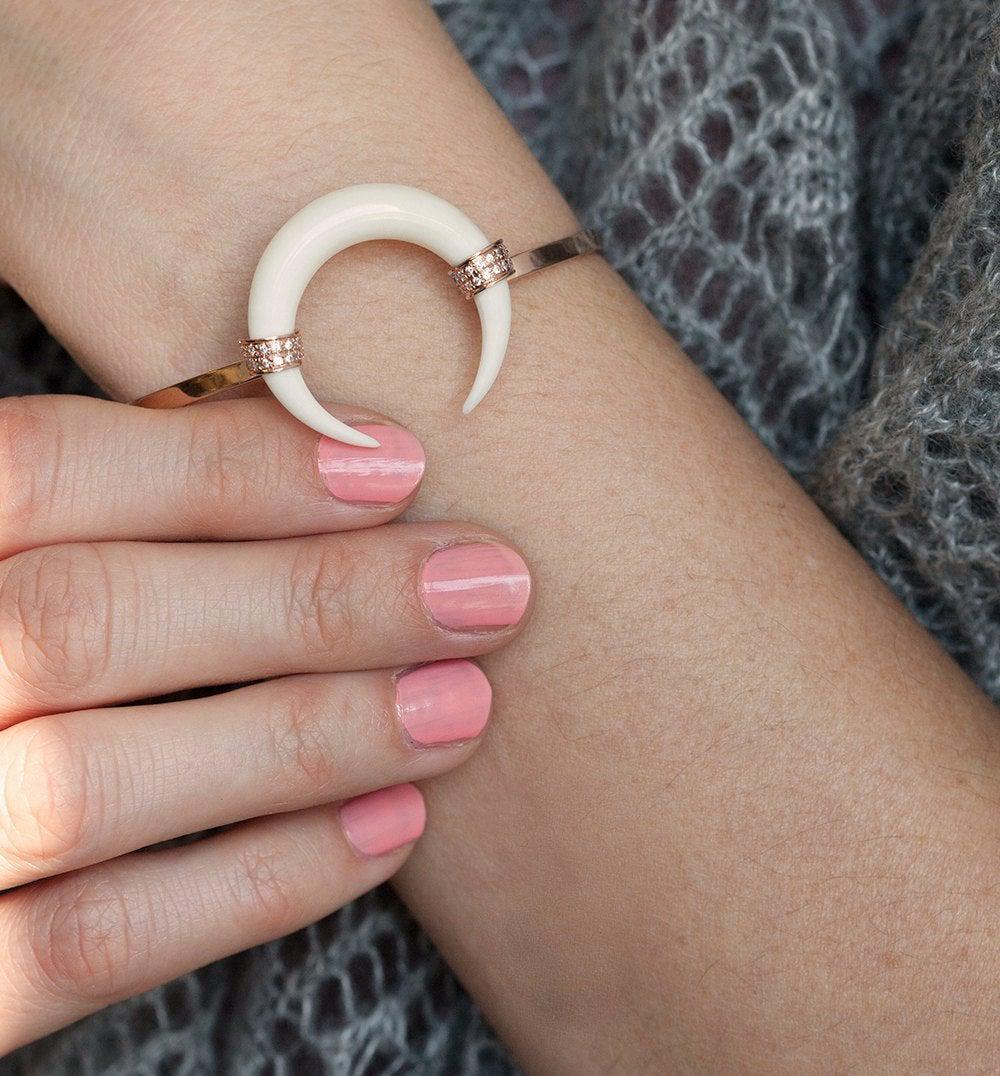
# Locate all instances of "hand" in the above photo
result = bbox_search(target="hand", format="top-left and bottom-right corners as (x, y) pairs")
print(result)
(7, 4), (1000, 1071)
(0, 393), (532, 1054)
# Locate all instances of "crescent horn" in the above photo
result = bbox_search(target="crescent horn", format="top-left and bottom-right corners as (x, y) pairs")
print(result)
(246, 183), (513, 448)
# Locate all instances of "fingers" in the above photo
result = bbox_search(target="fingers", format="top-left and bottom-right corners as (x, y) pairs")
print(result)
(0, 526), (531, 722)
(0, 395), (427, 557)
(0, 661), (491, 889)
(0, 790), (424, 1054)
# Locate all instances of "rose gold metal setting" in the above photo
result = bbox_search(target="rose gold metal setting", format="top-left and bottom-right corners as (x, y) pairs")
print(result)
(134, 332), (304, 410)
(134, 362), (256, 409)
(239, 330), (305, 374)
(508, 229), (600, 281)
(449, 240), (514, 299)
(447, 229), (599, 299)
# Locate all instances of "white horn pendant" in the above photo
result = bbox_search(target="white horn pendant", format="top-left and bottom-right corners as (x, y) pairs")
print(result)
(134, 183), (598, 445)
(248, 184), (512, 448)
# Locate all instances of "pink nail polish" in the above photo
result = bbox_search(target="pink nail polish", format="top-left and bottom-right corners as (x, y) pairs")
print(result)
(317, 424), (425, 505)
(420, 543), (531, 631)
(396, 659), (492, 747)
(340, 784), (426, 857)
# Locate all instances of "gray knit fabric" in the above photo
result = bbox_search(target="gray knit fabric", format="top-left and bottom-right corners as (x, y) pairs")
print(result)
(5, 0), (999, 1071)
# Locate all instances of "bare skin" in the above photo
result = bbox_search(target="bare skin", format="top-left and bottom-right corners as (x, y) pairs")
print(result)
(3, 2), (1000, 1070)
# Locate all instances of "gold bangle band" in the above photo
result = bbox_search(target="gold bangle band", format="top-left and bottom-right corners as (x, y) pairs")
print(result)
(134, 229), (599, 411)
(135, 361), (254, 409)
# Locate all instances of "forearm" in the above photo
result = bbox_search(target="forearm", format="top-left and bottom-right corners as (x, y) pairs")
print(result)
(5, 3), (1000, 1071)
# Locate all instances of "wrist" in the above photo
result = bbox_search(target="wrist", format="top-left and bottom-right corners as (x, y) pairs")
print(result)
(1, 1), (576, 408)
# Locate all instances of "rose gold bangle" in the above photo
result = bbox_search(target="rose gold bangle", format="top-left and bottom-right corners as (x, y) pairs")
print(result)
(135, 231), (597, 411)
(133, 183), (600, 447)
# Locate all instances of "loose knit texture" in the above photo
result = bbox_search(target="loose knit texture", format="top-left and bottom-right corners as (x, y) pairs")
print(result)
(5, 0), (1000, 1071)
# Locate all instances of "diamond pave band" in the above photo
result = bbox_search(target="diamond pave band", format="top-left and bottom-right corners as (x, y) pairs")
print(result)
(240, 331), (305, 374)
(449, 240), (515, 299)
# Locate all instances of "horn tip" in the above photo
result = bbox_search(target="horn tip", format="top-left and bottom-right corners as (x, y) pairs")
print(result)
(343, 428), (381, 448)
(461, 390), (485, 415)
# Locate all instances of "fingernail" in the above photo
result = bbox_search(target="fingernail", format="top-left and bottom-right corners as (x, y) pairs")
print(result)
(396, 659), (493, 747)
(420, 543), (531, 631)
(340, 784), (426, 857)
(317, 424), (425, 505)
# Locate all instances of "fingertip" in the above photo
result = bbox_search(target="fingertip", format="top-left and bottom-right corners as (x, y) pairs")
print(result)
(395, 659), (493, 748)
(419, 542), (532, 633)
(340, 783), (427, 858)
(317, 424), (426, 506)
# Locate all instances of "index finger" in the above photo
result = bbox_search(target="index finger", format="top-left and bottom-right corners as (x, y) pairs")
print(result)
(0, 395), (426, 556)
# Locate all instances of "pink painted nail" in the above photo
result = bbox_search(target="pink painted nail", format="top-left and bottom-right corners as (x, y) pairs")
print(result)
(340, 784), (426, 857)
(396, 659), (493, 747)
(420, 543), (531, 632)
(317, 424), (425, 505)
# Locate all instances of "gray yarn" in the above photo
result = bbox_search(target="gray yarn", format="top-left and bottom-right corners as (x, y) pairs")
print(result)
(5, 0), (998, 1071)
(814, 2), (1000, 696)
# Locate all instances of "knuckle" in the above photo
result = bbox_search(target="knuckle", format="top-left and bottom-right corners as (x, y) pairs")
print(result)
(229, 841), (296, 936)
(0, 544), (117, 708)
(0, 396), (60, 552)
(266, 682), (342, 796)
(286, 539), (370, 658)
(175, 405), (265, 530)
(0, 719), (90, 876)
(25, 872), (142, 1002)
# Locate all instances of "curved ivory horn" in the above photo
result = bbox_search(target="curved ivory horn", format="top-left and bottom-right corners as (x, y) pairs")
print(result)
(247, 184), (513, 447)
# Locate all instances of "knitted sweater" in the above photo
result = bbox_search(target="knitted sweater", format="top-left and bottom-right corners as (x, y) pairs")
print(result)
(6, 1), (998, 1071)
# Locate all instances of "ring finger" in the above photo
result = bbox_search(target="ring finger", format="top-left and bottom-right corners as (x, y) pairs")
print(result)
(0, 660), (492, 890)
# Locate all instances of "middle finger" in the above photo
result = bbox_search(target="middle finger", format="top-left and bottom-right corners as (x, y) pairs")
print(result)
(0, 526), (532, 722)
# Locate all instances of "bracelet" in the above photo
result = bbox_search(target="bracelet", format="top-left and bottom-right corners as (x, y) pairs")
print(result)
(134, 184), (599, 447)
